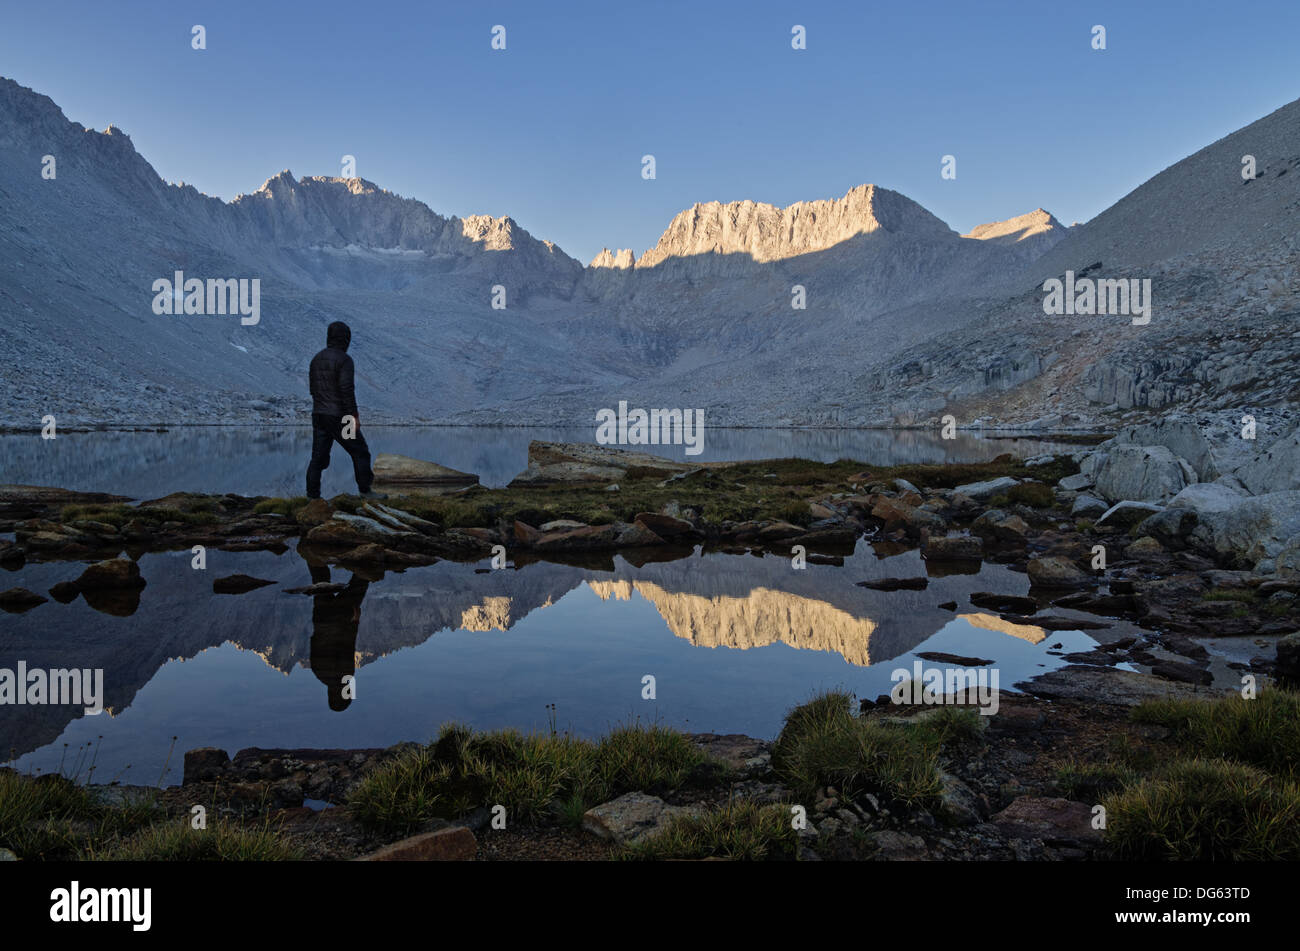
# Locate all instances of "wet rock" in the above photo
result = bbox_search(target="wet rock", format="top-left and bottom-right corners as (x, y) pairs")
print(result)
(512, 520), (541, 545)
(1161, 635), (1209, 661)
(972, 509), (1029, 543)
(970, 592), (1039, 614)
(47, 581), (80, 603)
(1062, 650), (1114, 664)
(582, 792), (704, 845)
(183, 747), (231, 784)
(357, 826), (477, 861)
(923, 534), (984, 561)
(1027, 556), (1091, 588)
(615, 522), (665, 546)
(308, 513), (416, 546)
(858, 576), (928, 591)
(293, 499), (334, 528)
(534, 524), (620, 551)
(633, 513), (698, 539)
(792, 526), (858, 549)
(1019, 665), (1223, 705)
(212, 574), (277, 594)
(0, 587), (47, 612)
(757, 521), (804, 542)
(539, 519), (587, 532)
(915, 651), (994, 666)
(870, 497), (945, 535)
(1149, 660), (1213, 685)
(74, 557), (145, 590)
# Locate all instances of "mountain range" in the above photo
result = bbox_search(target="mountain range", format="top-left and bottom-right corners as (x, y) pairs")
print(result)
(1, 76), (1296, 431)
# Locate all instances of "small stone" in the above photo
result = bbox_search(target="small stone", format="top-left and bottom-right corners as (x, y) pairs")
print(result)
(357, 826), (477, 861)
(293, 498), (334, 527)
(183, 747), (231, 784)
(582, 792), (703, 845)
(0, 587), (47, 612)
(1027, 556), (1091, 588)
(74, 557), (145, 590)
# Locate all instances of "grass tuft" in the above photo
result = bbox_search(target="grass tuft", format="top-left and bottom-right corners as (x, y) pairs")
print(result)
(1103, 758), (1300, 860)
(619, 801), (798, 861)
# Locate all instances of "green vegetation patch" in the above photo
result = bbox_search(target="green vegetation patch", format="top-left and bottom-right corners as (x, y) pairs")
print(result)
(1132, 688), (1300, 778)
(347, 722), (715, 836)
(1103, 758), (1300, 860)
(620, 801), (798, 861)
(0, 772), (162, 860)
(769, 691), (978, 812)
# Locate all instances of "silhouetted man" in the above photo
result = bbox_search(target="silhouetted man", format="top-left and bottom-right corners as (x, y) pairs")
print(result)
(306, 321), (384, 499)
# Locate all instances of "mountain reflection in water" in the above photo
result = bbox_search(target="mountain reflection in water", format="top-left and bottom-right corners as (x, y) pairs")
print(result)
(0, 541), (1100, 785)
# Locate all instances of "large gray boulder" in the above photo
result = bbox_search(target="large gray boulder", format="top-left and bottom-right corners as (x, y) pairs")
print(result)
(1232, 426), (1300, 495)
(1185, 490), (1300, 566)
(1086, 445), (1196, 503)
(1277, 535), (1300, 579)
(1071, 494), (1108, 518)
(1103, 419), (1220, 481)
(1136, 508), (1198, 549)
(1168, 481), (1246, 516)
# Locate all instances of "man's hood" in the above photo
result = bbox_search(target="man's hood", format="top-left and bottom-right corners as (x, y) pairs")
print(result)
(326, 321), (351, 351)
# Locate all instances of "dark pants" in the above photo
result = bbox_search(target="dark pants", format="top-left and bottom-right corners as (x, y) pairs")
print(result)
(306, 412), (373, 498)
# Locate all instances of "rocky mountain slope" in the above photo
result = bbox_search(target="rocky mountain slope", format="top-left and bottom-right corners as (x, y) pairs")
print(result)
(1, 75), (1295, 433)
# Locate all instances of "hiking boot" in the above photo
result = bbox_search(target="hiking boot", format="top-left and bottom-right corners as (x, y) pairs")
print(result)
(359, 489), (388, 500)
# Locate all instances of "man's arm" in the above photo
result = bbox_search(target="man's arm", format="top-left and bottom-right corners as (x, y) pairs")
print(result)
(339, 354), (359, 423)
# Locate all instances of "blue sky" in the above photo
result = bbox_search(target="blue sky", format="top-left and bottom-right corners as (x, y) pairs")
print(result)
(3, 0), (1298, 264)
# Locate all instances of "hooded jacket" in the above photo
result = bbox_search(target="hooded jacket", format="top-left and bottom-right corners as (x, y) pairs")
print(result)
(309, 322), (358, 417)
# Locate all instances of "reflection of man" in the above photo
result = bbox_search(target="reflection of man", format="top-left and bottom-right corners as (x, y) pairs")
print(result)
(307, 563), (369, 712)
